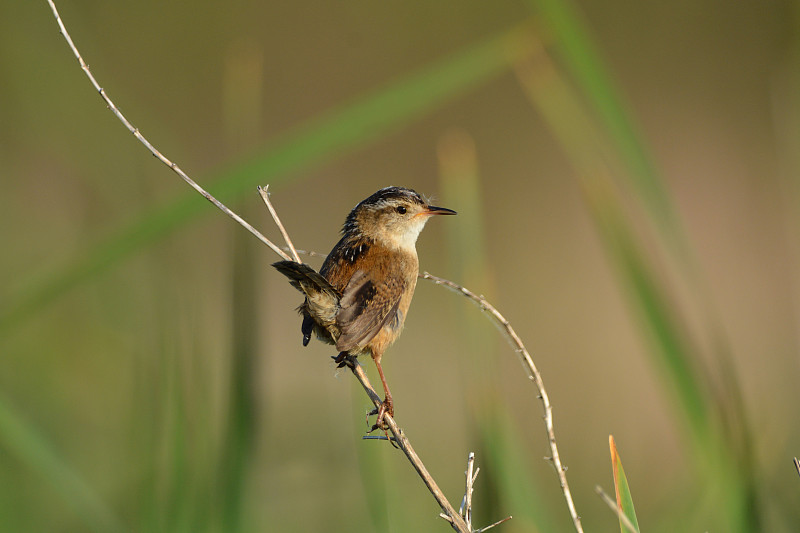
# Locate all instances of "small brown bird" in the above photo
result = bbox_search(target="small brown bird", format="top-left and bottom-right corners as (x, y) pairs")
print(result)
(273, 186), (456, 430)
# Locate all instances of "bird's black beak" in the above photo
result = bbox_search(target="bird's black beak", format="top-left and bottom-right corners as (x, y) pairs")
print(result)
(424, 205), (457, 216)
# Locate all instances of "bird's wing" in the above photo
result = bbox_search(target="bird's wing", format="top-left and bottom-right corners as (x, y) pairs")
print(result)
(335, 269), (403, 353)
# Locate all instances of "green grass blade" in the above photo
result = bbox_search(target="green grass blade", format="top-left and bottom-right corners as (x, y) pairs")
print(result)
(350, 383), (391, 532)
(438, 130), (558, 531)
(610, 436), (640, 533)
(524, 0), (680, 248)
(513, 16), (755, 531)
(590, 191), (710, 438)
(0, 22), (535, 333)
(514, 47), (711, 440)
(216, 225), (259, 532)
(215, 52), (262, 531)
(0, 393), (123, 533)
(481, 410), (558, 532)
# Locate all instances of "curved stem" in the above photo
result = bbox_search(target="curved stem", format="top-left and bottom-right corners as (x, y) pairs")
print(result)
(421, 272), (583, 533)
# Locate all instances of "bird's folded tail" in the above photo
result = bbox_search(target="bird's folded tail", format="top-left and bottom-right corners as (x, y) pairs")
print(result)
(272, 261), (338, 297)
(272, 260), (342, 345)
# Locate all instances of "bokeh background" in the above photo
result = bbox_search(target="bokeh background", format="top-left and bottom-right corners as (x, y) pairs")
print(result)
(2, 1), (799, 531)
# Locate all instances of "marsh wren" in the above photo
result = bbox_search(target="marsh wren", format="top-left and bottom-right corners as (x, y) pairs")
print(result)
(272, 186), (456, 430)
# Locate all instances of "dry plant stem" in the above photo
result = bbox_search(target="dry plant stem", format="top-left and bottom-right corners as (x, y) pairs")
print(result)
(45, 0), (291, 263)
(421, 272), (583, 533)
(795, 458), (800, 478)
(472, 516), (513, 533)
(450, 453), (511, 533)
(258, 185), (301, 263)
(595, 485), (637, 533)
(345, 356), (471, 533)
(45, 3), (512, 530)
(486, 517), (514, 532)
(460, 452), (477, 527)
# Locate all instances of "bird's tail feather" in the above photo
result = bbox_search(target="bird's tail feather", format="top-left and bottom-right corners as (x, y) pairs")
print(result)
(272, 261), (338, 297)
(272, 261), (341, 343)
(272, 261), (342, 306)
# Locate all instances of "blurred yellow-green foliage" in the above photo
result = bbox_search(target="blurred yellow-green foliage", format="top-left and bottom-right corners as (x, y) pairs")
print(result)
(2, 1), (799, 532)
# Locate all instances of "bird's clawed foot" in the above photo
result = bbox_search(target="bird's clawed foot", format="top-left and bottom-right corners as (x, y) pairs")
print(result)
(332, 352), (356, 369)
(367, 396), (394, 433)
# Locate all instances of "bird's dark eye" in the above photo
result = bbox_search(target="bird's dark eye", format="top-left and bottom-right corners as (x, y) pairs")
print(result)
(396, 206), (407, 215)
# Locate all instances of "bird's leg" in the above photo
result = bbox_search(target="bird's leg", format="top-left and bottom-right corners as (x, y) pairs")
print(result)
(368, 355), (394, 432)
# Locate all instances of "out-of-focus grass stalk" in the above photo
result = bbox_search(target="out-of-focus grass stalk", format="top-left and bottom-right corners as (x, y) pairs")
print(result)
(438, 130), (558, 532)
(160, 345), (192, 533)
(0, 21), (541, 335)
(513, 21), (755, 531)
(350, 385), (391, 531)
(771, 12), (800, 327)
(437, 130), (496, 406)
(216, 39), (264, 532)
(135, 291), (219, 532)
(480, 413), (559, 533)
(768, 22), (800, 530)
(524, 0), (681, 251)
(0, 393), (123, 533)
(527, 7), (758, 479)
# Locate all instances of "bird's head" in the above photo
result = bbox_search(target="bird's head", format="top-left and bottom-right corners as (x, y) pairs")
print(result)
(343, 186), (456, 251)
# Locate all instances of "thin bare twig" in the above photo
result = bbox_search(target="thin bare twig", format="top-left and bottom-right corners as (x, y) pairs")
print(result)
(421, 272), (583, 533)
(452, 453), (510, 533)
(344, 355), (471, 533)
(459, 452), (477, 527)
(258, 185), (301, 263)
(473, 516), (513, 533)
(794, 457), (800, 478)
(46, 4), (514, 531)
(595, 485), (637, 533)
(45, 0), (291, 262)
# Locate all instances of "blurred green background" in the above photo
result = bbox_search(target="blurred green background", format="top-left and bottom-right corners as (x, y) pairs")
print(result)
(2, 1), (799, 531)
